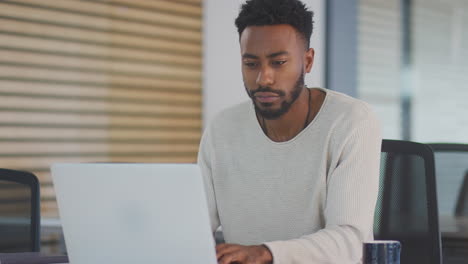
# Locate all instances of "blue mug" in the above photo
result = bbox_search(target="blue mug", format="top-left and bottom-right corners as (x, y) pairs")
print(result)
(362, 240), (401, 264)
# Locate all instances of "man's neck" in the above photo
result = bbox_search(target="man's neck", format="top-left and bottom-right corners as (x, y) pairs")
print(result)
(262, 88), (310, 142)
(260, 88), (326, 142)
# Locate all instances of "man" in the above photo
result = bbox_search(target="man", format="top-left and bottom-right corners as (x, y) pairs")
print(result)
(197, 0), (381, 263)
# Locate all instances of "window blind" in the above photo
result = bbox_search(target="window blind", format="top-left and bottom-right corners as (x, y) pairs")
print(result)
(358, 0), (402, 139)
(0, 0), (203, 218)
(412, 0), (468, 142)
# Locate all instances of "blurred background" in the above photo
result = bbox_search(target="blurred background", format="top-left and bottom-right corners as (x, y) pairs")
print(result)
(0, 0), (466, 256)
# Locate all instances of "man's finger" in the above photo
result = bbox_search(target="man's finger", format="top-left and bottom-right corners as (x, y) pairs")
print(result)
(216, 244), (240, 260)
(218, 250), (243, 264)
(215, 243), (232, 251)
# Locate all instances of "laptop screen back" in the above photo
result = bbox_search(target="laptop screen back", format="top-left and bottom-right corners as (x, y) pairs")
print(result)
(52, 163), (216, 264)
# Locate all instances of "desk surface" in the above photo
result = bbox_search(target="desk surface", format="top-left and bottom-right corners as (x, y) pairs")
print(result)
(439, 215), (468, 239)
(0, 253), (68, 264)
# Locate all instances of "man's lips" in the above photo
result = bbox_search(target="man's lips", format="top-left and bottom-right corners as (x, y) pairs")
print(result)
(254, 92), (281, 103)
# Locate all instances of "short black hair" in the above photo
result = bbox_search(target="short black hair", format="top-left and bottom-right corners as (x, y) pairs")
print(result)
(235, 0), (314, 49)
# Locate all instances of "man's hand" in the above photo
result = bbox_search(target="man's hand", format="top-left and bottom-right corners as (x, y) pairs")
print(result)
(216, 243), (273, 264)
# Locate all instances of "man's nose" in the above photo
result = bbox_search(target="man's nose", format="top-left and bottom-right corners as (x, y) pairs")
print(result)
(256, 66), (274, 87)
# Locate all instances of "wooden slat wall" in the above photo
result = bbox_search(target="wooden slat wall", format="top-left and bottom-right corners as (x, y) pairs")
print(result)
(0, 0), (203, 218)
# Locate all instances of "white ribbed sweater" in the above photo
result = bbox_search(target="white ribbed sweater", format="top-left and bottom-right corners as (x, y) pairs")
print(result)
(198, 88), (381, 264)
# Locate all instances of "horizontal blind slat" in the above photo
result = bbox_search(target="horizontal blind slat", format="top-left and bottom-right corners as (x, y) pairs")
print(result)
(0, 142), (200, 154)
(41, 200), (58, 218)
(170, 0), (202, 5)
(0, 96), (201, 115)
(0, 127), (201, 141)
(0, 50), (201, 79)
(0, 112), (201, 127)
(0, 80), (201, 102)
(3, 156), (198, 172)
(105, 0), (202, 17)
(0, 76), (201, 92)
(0, 65), (202, 85)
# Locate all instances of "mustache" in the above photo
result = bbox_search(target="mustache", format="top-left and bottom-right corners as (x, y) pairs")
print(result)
(250, 86), (286, 97)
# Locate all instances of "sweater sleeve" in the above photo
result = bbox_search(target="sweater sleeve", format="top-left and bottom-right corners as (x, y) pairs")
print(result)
(197, 126), (221, 234)
(263, 115), (381, 264)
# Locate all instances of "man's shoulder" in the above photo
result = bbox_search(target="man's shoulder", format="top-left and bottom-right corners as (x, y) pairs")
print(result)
(211, 100), (252, 127)
(324, 89), (376, 122)
(319, 89), (381, 148)
(203, 100), (253, 144)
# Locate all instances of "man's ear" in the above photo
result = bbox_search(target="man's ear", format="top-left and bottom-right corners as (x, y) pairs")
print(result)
(304, 48), (315, 73)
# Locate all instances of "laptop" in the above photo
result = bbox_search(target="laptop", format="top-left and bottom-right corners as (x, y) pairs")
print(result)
(51, 163), (217, 264)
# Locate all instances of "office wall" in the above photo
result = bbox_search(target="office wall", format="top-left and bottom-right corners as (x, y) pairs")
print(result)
(202, 0), (326, 127)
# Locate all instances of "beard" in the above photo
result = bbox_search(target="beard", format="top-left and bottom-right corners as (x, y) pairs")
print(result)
(245, 70), (305, 120)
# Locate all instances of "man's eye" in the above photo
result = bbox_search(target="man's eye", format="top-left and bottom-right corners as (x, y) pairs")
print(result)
(244, 62), (257, 68)
(273, 61), (286, 66)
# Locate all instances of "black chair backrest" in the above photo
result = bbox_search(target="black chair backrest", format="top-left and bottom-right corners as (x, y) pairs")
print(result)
(429, 143), (468, 216)
(0, 169), (40, 252)
(375, 140), (442, 264)
(455, 171), (468, 217)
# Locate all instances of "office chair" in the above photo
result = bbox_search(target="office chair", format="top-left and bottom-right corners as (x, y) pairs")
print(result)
(0, 169), (40, 252)
(454, 170), (468, 217)
(375, 140), (442, 264)
(429, 143), (468, 216)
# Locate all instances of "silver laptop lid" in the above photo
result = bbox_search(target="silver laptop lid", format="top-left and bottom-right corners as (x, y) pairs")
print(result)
(51, 163), (217, 264)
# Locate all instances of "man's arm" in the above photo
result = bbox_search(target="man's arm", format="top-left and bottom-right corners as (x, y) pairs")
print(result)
(198, 127), (221, 234)
(263, 116), (381, 263)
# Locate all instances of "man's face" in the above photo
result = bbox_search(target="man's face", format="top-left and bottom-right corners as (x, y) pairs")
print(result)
(240, 24), (313, 120)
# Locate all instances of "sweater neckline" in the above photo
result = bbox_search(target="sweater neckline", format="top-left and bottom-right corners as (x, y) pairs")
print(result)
(250, 87), (330, 145)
